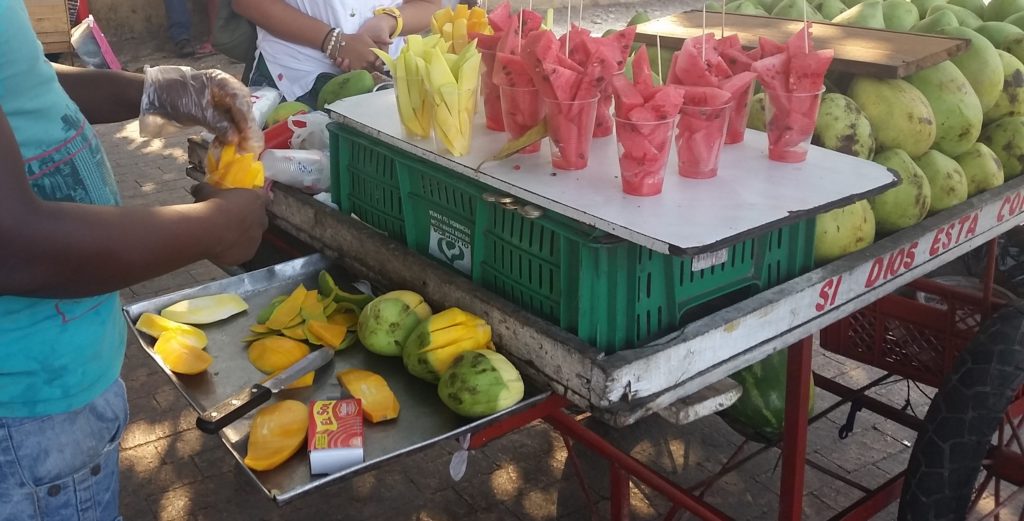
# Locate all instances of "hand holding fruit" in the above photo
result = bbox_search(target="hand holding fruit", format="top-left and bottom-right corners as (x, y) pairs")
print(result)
(358, 14), (397, 51)
(191, 182), (269, 266)
(139, 66), (263, 154)
(329, 33), (383, 73)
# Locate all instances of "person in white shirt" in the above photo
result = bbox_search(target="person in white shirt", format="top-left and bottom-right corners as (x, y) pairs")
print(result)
(233, 0), (442, 106)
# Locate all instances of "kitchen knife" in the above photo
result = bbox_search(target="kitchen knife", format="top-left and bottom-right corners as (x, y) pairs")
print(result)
(196, 346), (334, 434)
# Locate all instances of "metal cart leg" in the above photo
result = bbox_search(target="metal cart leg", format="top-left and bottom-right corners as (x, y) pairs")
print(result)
(779, 337), (813, 521)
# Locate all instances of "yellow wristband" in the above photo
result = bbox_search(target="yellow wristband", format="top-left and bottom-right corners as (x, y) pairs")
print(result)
(374, 7), (403, 40)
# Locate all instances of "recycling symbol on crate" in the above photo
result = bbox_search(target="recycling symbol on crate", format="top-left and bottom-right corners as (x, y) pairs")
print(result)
(427, 211), (472, 276)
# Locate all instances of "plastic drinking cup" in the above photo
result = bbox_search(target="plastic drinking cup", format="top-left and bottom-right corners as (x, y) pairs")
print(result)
(480, 50), (505, 132)
(544, 96), (599, 171)
(500, 85), (545, 155)
(724, 82), (756, 145)
(675, 102), (732, 179)
(615, 115), (676, 196)
(431, 83), (479, 157)
(393, 72), (432, 140)
(763, 87), (825, 163)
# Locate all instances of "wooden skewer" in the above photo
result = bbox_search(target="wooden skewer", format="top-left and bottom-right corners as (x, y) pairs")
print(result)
(656, 34), (663, 83)
(701, 1), (707, 61)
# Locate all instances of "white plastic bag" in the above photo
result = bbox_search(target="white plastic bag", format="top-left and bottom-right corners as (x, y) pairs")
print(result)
(250, 86), (283, 129)
(288, 111), (331, 151)
(262, 149), (330, 194)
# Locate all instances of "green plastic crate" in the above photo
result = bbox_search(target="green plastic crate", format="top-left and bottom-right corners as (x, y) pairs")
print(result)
(329, 125), (407, 242)
(328, 122), (816, 353)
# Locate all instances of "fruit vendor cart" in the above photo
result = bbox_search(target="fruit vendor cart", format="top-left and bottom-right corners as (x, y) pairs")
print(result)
(137, 13), (1024, 521)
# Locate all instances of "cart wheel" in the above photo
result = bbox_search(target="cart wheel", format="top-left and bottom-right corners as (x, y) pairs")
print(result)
(898, 302), (1024, 520)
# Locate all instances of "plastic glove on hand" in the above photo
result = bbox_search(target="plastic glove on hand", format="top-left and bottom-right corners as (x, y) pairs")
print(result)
(140, 66), (264, 154)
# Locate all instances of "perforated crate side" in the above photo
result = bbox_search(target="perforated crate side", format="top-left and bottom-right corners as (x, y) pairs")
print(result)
(328, 123), (406, 241)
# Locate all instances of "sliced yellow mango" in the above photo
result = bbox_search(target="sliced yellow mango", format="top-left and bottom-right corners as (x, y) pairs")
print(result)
(337, 369), (400, 423)
(306, 321), (347, 350)
(248, 336), (310, 374)
(249, 324), (273, 334)
(281, 325), (307, 340)
(243, 400), (309, 471)
(135, 312), (208, 349)
(160, 294), (248, 325)
(300, 290), (327, 322)
(154, 331), (213, 375)
(266, 285), (306, 330)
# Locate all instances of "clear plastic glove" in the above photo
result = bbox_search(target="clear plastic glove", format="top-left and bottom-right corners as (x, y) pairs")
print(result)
(139, 66), (264, 154)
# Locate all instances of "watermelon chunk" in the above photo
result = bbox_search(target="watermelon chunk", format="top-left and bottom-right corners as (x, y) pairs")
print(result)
(578, 44), (618, 101)
(758, 36), (786, 58)
(751, 52), (789, 94)
(546, 97), (597, 170)
(594, 94), (615, 138)
(616, 115), (674, 196)
(680, 86), (733, 108)
(542, 64), (582, 103)
(785, 23), (833, 94)
(473, 33), (502, 52)
(519, 9), (544, 35)
(721, 48), (755, 74)
(480, 51), (505, 131)
(719, 71), (758, 144)
(488, 1), (515, 33)
(603, 25), (638, 63)
(719, 33), (742, 51)
(493, 53), (534, 88)
(676, 104), (730, 179)
(764, 90), (821, 162)
(611, 74), (644, 117)
(558, 25), (593, 66)
(646, 85), (687, 120)
(522, 30), (561, 99)
(631, 46), (656, 99)
(669, 34), (722, 88)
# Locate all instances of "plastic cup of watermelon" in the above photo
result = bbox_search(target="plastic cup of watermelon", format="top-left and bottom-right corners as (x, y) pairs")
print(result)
(500, 85), (545, 155)
(593, 69), (624, 139)
(675, 102), (732, 180)
(544, 95), (599, 171)
(724, 81), (756, 145)
(394, 73), (432, 140)
(480, 50), (505, 132)
(430, 83), (480, 157)
(763, 87), (825, 163)
(614, 115), (676, 196)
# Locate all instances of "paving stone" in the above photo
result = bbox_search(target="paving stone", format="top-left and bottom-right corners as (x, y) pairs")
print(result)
(121, 411), (196, 449)
(149, 428), (223, 464)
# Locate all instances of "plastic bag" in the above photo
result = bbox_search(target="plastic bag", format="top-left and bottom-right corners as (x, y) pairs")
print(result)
(250, 86), (283, 129)
(262, 149), (329, 194)
(288, 111), (331, 151)
(70, 15), (121, 70)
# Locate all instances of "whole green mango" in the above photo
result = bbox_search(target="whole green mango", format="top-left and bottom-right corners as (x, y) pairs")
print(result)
(871, 149), (932, 234)
(438, 350), (525, 418)
(980, 116), (1024, 179)
(905, 60), (983, 157)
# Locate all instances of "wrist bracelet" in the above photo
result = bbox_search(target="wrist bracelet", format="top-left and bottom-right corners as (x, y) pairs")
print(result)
(320, 28), (335, 53)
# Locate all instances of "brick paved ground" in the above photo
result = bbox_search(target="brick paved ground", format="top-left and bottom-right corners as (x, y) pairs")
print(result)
(94, 12), (1024, 518)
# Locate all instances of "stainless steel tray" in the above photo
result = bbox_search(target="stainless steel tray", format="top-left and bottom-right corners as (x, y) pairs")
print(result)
(123, 254), (549, 504)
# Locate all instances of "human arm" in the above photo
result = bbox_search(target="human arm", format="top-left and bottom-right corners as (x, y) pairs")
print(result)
(52, 64), (144, 125)
(231, 0), (380, 72)
(358, 0), (444, 51)
(0, 106), (268, 299)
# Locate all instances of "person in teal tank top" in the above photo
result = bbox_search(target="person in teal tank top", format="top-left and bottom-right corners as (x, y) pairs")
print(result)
(0, 1), (270, 519)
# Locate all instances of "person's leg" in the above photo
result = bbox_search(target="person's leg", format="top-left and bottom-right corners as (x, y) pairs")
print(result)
(196, 0), (217, 56)
(0, 379), (129, 521)
(163, 0), (194, 56)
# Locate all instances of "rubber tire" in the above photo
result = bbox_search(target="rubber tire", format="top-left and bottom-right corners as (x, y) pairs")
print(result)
(898, 302), (1024, 520)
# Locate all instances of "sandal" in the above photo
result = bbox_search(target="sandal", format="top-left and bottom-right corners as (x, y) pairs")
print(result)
(195, 42), (216, 57)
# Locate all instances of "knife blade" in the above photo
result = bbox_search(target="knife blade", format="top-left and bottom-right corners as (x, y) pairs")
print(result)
(196, 346), (335, 434)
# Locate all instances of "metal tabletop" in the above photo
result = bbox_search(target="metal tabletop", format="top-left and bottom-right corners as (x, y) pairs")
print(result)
(122, 254), (548, 504)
